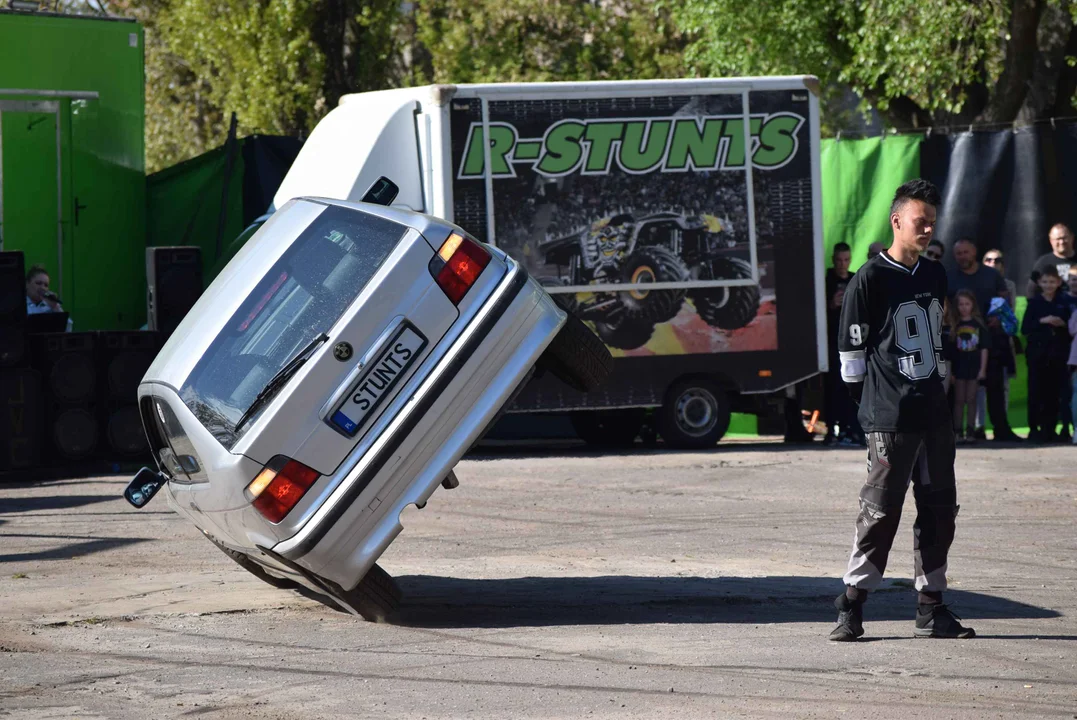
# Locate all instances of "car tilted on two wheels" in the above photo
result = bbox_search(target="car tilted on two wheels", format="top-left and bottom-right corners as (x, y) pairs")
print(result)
(126, 196), (610, 620)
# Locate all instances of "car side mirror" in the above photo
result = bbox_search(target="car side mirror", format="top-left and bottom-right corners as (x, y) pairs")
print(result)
(361, 176), (399, 206)
(124, 467), (168, 508)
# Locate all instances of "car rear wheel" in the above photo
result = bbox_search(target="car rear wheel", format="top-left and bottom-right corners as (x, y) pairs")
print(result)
(204, 532), (299, 590)
(657, 378), (731, 449)
(339, 563), (403, 622)
(571, 409), (645, 447)
(539, 312), (613, 392)
(594, 316), (654, 350)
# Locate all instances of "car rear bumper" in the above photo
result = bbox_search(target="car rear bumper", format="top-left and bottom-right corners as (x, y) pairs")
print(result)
(264, 260), (564, 588)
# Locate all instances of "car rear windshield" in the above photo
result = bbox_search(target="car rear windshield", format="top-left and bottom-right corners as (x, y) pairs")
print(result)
(180, 205), (409, 448)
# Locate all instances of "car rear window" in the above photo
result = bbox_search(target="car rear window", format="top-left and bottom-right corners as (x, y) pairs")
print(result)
(180, 205), (409, 448)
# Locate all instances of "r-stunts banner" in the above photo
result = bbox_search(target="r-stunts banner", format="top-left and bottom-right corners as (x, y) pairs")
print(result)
(451, 91), (818, 360)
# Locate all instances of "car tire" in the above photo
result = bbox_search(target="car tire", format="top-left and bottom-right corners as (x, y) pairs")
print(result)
(689, 257), (761, 330)
(339, 563), (403, 623)
(594, 316), (654, 350)
(571, 409), (645, 447)
(204, 533), (299, 590)
(539, 312), (613, 392)
(657, 378), (731, 449)
(618, 246), (689, 323)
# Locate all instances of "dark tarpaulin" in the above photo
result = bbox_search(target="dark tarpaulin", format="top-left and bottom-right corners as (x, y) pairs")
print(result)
(241, 135), (304, 221)
(921, 122), (1077, 287)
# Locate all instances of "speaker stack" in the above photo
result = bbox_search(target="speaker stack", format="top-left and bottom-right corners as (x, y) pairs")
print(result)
(98, 330), (158, 460)
(147, 246), (203, 339)
(0, 251), (45, 473)
(30, 332), (100, 464)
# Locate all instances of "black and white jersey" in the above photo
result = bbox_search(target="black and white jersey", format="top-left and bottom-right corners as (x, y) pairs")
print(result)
(838, 252), (950, 432)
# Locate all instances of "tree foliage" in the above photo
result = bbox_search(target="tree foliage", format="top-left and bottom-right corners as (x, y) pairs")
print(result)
(673, 0), (1077, 130)
(414, 0), (685, 83)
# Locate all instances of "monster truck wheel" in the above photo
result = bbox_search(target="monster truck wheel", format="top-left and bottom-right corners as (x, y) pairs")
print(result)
(657, 377), (731, 449)
(203, 532), (298, 590)
(339, 563), (403, 623)
(571, 409), (646, 447)
(689, 258), (761, 330)
(594, 316), (654, 350)
(539, 313), (613, 392)
(618, 246), (689, 323)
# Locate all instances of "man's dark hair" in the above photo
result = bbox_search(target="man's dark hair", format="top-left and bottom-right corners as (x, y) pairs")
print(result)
(890, 179), (941, 216)
(832, 242), (851, 256)
(927, 239), (944, 251)
(26, 264), (48, 283)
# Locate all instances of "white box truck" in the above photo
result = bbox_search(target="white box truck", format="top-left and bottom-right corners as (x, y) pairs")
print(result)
(273, 77), (827, 448)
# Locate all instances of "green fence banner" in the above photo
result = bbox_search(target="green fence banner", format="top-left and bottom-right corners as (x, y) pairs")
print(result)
(821, 135), (921, 270)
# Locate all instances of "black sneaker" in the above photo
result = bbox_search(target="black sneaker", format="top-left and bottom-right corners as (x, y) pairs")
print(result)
(829, 593), (864, 641)
(971, 427), (987, 441)
(914, 604), (975, 638)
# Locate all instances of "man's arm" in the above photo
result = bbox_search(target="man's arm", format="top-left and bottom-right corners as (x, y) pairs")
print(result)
(837, 272), (870, 405)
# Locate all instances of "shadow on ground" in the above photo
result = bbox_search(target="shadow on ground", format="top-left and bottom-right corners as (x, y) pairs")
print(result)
(390, 574), (1061, 629)
(0, 536), (151, 563)
(0, 494), (117, 514)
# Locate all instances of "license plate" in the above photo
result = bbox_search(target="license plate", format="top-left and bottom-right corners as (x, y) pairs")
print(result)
(328, 325), (426, 437)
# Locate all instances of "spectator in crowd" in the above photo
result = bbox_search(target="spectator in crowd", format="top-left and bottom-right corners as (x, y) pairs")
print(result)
(979, 250), (1020, 439)
(1069, 298), (1077, 445)
(947, 239), (1008, 439)
(947, 290), (989, 443)
(824, 242), (863, 446)
(866, 241), (885, 262)
(25, 264), (72, 331)
(1028, 223), (1076, 297)
(924, 239), (945, 261)
(982, 249), (1017, 307)
(983, 297), (1021, 442)
(1022, 265), (1072, 443)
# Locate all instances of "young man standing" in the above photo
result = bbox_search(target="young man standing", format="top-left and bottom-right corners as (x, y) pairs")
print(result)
(830, 179), (974, 641)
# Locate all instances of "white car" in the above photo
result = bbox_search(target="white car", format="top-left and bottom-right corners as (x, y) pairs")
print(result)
(125, 190), (610, 620)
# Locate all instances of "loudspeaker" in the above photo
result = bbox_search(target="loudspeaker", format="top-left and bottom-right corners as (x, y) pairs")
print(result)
(0, 368), (44, 471)
(98, 331), (159, 459)
(30, 332), (99, 463)
(147, 246), (203, 338)
(0, 251), (27, 367)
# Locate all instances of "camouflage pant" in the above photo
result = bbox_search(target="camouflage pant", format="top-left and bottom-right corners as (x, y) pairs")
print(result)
(842, 426), (959, 592)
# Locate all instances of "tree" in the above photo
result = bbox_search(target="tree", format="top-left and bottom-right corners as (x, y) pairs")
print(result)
(414, 0), (686, 84)
(672, 0), (1077, 131)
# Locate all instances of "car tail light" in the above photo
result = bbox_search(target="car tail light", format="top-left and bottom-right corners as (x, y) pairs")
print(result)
(429, 232), (490, 305)
(245, 456), (320, 523)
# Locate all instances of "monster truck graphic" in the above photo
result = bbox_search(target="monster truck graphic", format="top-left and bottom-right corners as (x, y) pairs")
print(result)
(539, 211), (761, 350)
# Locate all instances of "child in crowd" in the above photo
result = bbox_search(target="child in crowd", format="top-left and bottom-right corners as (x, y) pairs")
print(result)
(948, 289), (988, 443)
(1070, 306), (1077, 445)
(1022, 265), (1073, 443)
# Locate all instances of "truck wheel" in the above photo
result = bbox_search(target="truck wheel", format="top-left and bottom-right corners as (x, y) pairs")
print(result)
(618, 246), (689, 323)
(594, 316), (654, 350)
(204, 532), (298, 590)
(657, 378), (731, 449)
(689, 258), (761, 330)
(571, 409), (645, 447)
(539, 312), (613, 392)
(339, 563), (403, 623)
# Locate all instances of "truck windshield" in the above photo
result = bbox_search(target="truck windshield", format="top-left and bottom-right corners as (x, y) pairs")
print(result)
(180, 205), (408, 448)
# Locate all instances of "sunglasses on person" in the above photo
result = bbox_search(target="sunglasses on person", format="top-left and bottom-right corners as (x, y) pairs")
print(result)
(924, 248), (943, 260)
(983, 254), (1002, 265)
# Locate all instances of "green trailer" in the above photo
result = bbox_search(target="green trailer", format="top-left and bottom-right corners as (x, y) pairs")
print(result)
(0, 8), (145, 330)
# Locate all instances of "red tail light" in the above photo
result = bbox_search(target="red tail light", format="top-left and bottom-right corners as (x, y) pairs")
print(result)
(245, 456), (320, 523)
(429, 232), (490, 305)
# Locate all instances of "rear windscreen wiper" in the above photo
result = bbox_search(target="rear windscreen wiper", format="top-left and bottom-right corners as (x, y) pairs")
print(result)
(235, 332), (329, 432)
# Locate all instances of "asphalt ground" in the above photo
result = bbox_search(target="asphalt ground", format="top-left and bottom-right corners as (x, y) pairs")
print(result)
(1, 442), (1075, 719)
